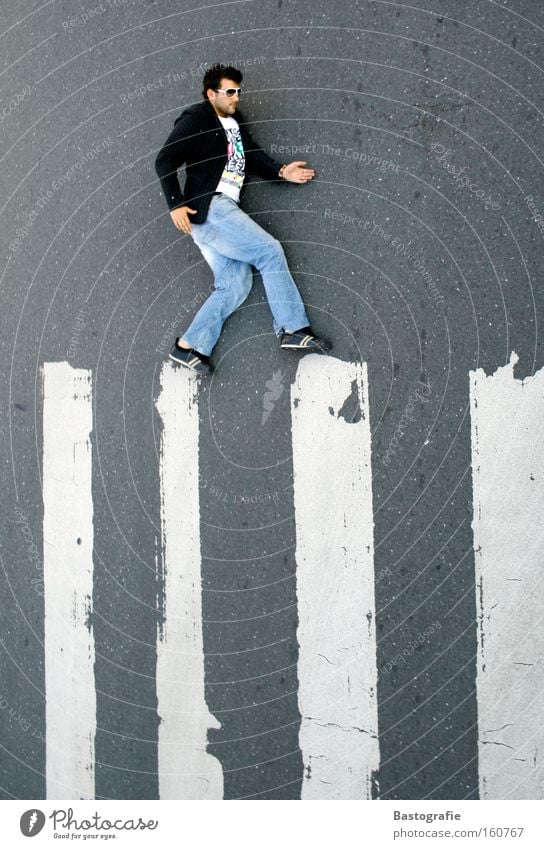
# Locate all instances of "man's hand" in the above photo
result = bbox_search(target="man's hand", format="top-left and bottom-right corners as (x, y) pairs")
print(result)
(282, 160), (316, 184)
(170, 205), (197, 233)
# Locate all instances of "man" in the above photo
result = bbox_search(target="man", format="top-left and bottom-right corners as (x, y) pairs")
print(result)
(154, 63), (330, 375)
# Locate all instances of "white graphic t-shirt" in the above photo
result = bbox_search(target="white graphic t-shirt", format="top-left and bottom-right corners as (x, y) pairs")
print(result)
(215, 115), (245, 202)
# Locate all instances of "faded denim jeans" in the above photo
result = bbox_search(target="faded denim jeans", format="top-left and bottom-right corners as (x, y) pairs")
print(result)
(181, 193), (310, 355)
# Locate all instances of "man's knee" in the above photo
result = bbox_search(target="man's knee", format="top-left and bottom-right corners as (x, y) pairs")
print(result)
(217, 268), (252, 306)
(267, 238), (284, 256)
(257, 238), (285, 268)
(234, 273), (253, 304)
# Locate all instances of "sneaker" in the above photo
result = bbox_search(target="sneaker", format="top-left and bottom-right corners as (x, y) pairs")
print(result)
(280, 326), (332, 353)
(169, 340), (213, 375)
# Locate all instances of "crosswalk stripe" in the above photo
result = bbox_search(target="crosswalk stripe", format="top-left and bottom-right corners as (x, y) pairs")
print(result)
(290, 355), (379, 798)
(470, 352), (544, 799)
(155, 362), (223, 799)
(42, 362), (96, 799)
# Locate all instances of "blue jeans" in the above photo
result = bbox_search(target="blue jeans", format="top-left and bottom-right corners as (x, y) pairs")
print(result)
(181, 193), (310, 355)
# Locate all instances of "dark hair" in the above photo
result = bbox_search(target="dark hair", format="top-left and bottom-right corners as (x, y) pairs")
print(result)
(201, 64), (242, 100)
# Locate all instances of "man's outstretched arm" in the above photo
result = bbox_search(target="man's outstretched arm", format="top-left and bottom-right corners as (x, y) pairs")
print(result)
(240, 115), (315, 184)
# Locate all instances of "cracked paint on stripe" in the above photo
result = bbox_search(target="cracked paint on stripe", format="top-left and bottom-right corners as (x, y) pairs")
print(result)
(42, 362), (96, 799)
(470, 351), (544, 799)
(155, 362), (223, 799)
(291, 355), (379, 799)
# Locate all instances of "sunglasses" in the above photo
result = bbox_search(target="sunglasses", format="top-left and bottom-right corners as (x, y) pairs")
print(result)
(215, 87), (242, 97)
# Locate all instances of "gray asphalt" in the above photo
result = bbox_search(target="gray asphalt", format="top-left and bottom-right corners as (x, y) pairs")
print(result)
(1, 0), (543, 800)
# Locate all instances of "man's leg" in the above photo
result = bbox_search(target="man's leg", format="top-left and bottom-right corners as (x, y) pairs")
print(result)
(197, 195), (310, 337)
(178, 240), (253, 356)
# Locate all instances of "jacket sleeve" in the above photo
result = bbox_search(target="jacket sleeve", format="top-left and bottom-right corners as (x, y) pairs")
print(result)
(239, 114), (284, 181)
(154, 110), (200, 211)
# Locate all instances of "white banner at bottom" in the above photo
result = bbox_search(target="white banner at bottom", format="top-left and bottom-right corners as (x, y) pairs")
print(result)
(3, 799), (543, 848)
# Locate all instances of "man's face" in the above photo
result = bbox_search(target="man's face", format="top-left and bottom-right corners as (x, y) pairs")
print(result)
(207, 78), (241, 118)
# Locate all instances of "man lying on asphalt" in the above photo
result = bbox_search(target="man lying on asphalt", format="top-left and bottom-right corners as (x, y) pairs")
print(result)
(154, 62), (331, 375)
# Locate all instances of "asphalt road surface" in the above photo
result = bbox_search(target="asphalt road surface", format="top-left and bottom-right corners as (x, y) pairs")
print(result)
(1, 0), (544, 801)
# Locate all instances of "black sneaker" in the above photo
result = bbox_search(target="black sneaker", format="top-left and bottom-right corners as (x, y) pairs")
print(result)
(169, 340), (213, 375)
(280, 326), (332, 353)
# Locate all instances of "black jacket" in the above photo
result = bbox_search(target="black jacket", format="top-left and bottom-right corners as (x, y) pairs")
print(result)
(154, 99), (285, 224)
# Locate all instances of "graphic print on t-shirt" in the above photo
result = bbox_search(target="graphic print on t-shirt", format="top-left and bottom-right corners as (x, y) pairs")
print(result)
(215, 117), (245, 202)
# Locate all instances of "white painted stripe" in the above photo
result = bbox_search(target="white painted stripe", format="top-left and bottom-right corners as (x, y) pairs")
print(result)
(155, 362), (223, 799)
(42, 362), (96, 800)
(470, 352), (544, 799)
(291, 355), (379, 799)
